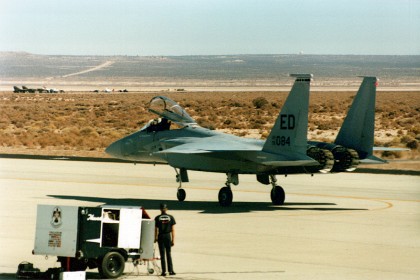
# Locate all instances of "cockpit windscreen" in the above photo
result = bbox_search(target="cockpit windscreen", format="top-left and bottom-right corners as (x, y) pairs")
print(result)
(148, 96), (196, 126)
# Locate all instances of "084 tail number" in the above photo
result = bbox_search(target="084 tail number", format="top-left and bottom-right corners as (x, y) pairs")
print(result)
(272, 136), (291, 146)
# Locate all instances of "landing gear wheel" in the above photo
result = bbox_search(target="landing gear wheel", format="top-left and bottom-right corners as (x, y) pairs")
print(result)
(177, 188), (186, 201)
(99, 251), (125, 279)
(271, 185), (285, 205)
(218, 186), (233, 207)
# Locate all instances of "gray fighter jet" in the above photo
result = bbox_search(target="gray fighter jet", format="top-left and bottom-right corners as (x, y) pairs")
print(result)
(22, 86), (37, 93)
(106, 75), (395, 206)
(13, 85), (60, 93)
(13, 86), (25, 93)
(106, 74), (320, 206)
(13, 86), (36, 93)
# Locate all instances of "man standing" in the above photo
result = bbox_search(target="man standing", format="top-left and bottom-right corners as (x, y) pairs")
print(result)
(155, 203), (176, 276)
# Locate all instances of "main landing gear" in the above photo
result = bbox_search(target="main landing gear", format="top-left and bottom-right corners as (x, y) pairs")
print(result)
(218, 173), (238, 207)
(174, 169), (285, 206)
(269, 174), (285, 205)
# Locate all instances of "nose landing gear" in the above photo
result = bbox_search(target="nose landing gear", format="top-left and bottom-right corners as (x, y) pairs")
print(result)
(175, 168), (188, 202)
(176, 188), (186, 202)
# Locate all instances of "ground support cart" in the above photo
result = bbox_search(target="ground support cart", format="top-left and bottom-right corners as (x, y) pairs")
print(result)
(33, 205), (156, 278)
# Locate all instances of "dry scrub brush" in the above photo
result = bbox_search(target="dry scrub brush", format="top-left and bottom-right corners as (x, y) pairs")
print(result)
(0, 91), (418, 159)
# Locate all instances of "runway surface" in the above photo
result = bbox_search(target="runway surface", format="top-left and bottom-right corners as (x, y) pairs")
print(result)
(0, 158), (419, 279)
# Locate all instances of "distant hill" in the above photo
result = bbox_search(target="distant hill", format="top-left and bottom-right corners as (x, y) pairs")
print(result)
(1, 52), (419, 89)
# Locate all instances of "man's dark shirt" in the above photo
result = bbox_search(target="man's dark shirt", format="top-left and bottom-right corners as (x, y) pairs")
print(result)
(155, 214), (176, 235)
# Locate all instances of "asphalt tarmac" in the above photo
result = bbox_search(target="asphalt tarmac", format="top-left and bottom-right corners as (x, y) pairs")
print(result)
(0, 158), (419, 279)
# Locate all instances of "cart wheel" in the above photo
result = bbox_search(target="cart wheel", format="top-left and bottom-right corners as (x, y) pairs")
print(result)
(148, 268), (155, 274)
(99, 251), (125, 279)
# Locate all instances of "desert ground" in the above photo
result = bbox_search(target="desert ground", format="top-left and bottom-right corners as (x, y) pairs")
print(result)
(0, 90), (419, 171)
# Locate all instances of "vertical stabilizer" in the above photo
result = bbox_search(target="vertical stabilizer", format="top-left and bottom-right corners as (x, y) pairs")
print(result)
(335, 76), (378, 158)
(263, 74), (312, 155)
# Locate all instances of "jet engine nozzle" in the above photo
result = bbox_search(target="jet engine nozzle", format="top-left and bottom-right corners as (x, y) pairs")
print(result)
(330, 147), (360, 172)
(307, 142), (360, 172)
(306, 146), (334, 173)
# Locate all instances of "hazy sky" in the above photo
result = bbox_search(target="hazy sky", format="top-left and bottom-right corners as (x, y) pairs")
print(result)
(0, 0), (419, 56)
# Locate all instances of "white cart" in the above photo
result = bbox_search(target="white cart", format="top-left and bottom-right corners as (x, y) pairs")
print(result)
(33, 205), (156, 278)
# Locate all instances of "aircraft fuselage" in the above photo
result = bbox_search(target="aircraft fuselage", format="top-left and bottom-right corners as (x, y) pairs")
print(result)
(106, 125), (317, 175)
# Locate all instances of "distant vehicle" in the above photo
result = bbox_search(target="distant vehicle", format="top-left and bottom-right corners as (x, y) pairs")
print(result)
(104, 88), (112, 93)
(47, 87), (58, 93)
(41, 86), (65, 93)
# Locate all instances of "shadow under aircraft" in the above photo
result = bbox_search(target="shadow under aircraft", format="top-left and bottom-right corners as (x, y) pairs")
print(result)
(48, 195), (368, 214)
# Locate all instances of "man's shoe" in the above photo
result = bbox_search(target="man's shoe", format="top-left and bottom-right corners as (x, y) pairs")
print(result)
(169, 272), (176, 275)
(161, 272), (167, 276)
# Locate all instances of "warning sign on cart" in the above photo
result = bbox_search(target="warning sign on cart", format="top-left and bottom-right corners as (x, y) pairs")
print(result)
(48, 231), (62, 248)
(34, 205), (78, 257)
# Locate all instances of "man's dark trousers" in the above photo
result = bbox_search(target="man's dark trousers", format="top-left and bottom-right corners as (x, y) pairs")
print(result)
(158, 233), (173, 273)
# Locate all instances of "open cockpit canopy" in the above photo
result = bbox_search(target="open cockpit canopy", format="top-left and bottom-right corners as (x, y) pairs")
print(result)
(147, 96), (196, 127)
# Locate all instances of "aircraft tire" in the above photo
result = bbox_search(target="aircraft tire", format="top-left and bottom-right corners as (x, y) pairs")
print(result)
(271, 185), (285, 205)
(218, 187), (233, 207)
(177, 188), (186, 201)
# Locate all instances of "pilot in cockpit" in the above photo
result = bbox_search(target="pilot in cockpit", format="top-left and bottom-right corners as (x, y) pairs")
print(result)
(146, 117), (171, 132)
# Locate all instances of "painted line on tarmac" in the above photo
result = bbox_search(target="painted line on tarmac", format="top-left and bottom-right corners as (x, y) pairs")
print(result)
(288, 192), (395, 211)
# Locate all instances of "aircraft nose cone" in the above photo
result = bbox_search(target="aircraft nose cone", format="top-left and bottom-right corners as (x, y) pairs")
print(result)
(105, 140), (122, 158)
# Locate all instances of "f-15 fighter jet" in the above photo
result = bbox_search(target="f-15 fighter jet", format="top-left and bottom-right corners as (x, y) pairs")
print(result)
(106, 74), (319, 206)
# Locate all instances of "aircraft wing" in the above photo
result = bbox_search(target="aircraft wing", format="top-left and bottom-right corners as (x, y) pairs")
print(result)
(360, 147), (410, 164)
(156, 137), (318, 167)
(156, 144), (212, 154)
(373, 147), (409, 151)
(360, 155), (387, 164)
(156, 137), (262, 154)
